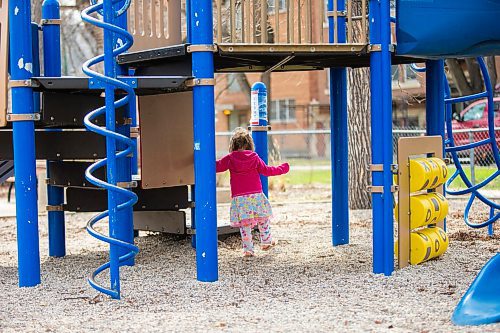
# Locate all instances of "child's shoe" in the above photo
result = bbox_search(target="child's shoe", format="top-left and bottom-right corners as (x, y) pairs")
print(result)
(243, 251), (255, 258)
(261, 239), (277, 251)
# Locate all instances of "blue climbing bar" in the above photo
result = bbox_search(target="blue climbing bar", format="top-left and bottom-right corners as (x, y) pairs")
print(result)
(102, 0), (121, 295)
(190, 0), (218, 282)
(250, 82), (269, 198)
(42, 0), (66, 258)
(9, 0), (40, 287)
(328, 0), (349, 246)
(114, 0), (135, 266)
(369, 0), (394, 275)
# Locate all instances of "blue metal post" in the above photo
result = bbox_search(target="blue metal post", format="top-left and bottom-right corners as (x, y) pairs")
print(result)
(103, 0), (121, 293)
(328, 0), (349, 246)
(426, 59), (446, 231)
(369, 0), (394, 275)
(114, 0), (135, 266)
(250, 82), (269, 197)
(9, 0), (40, 287)
(488, 207), (494, 236)
(191, 0), (218, 282)
(31, 23), (41, 113)
(42, 0), (66, 258)
(186, 0), (192, 43)
(191, 185), (196, 248)
(426, 60), (445, 139)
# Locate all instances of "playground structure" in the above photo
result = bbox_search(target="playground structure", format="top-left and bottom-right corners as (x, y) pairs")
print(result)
(0, 0), (499, 324)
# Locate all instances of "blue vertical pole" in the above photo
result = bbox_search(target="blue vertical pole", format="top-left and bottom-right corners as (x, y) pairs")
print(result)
(250, 82), (269, 197)
(426, 60), (445, 139)
(191, 185), (196, 248)
(488, 207), (494, 236)
(186, 0), (192, 43)
(42, 0), (66, 258)
(191, 0), (218, 282)
(369, 0), (393, 275)
(328, 0), (349, 246)
(426, 59), (446, 231)
(31, 23), (41, 113)
(9, 0), (40, 287)
(114, 0), (135, 266)
(103, 0), (121, 294)
(185, 0), (195, 249)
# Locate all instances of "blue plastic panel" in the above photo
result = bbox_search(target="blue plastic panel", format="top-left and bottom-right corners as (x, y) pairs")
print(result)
(396, 0), (500, 58)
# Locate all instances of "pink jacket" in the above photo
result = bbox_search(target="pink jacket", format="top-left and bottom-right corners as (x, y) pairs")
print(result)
(216, 150), (290, 198)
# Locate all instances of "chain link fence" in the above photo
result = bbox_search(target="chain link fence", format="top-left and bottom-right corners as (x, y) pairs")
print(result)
(393, 127), (500, 192)
(216, 127), (500, 189)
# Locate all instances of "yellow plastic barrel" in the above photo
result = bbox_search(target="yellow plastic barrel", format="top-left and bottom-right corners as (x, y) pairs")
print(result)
(394, 193), (449, 228)
(429, 157), (448, 184)
(395, 227), (449, 265)
(431, 192), (449, 222)
(409, 158), (448, 192)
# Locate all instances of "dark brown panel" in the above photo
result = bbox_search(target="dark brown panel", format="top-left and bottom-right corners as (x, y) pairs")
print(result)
(139, 92), (194, 188)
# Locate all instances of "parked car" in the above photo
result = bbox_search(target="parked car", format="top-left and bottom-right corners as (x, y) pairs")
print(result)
(451, 98), (500, 165)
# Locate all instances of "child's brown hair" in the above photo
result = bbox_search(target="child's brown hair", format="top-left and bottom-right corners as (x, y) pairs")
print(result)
(229, 127), (255, 152)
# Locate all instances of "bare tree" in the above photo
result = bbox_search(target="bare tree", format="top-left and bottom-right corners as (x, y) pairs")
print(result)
(446, 57), (497, 97)
(31, 1), (42, 24)
(347, 1), (371, 209)
(59, 1), (103, 75)
(214, 0), (272, 109)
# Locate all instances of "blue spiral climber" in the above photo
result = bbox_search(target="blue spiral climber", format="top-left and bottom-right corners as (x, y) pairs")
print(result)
(444, 57), (500, 229)
(81, 0), (138, 299)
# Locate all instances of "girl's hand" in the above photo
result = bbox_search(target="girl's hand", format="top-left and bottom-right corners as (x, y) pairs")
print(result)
(281, 163), (290, 174)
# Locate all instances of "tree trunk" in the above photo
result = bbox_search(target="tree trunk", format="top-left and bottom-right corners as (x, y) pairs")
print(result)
(347, 67), (371, 209)
(347, 2), (371, 209)
(31, 1), (42, 23)
(486, 56), (498, 89)
(446, 59), (473, 96)
(465, 58), (483, 93)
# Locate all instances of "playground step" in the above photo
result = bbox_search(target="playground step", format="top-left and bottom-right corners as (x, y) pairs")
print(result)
(0, 129), (105, 160)
(118, 43), (421, 74)
(31, 76), (192, 95)
(64, 185), (190, 213)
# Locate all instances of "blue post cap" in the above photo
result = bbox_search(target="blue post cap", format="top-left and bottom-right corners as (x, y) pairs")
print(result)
(251, 81), (267, 92)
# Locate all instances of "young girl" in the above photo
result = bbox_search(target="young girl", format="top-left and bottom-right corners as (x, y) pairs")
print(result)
(216, 127), (289, 257)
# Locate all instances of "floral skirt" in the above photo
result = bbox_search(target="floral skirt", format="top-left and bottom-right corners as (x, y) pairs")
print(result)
(230, 192), (273, 228)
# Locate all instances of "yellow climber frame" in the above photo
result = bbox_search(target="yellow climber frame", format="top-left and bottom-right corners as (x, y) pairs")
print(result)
(396, 136), (444, 269)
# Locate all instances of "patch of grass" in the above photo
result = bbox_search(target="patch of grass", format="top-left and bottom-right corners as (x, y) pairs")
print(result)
(285, 169), (331, 185)
(447, 166), (500, 190)
(284, 158), (331, 166)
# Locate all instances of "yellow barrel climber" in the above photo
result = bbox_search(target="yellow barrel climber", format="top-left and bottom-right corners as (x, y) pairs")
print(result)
(395, 226), (449, 265)
(394, 192), (449, 229)
(396, 156), (450, 266)
(409, 157), (448, 192)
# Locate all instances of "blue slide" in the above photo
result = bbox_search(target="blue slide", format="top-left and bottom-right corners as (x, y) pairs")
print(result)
(452, 253), (500, 326)
(396, 0), (500, 58)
